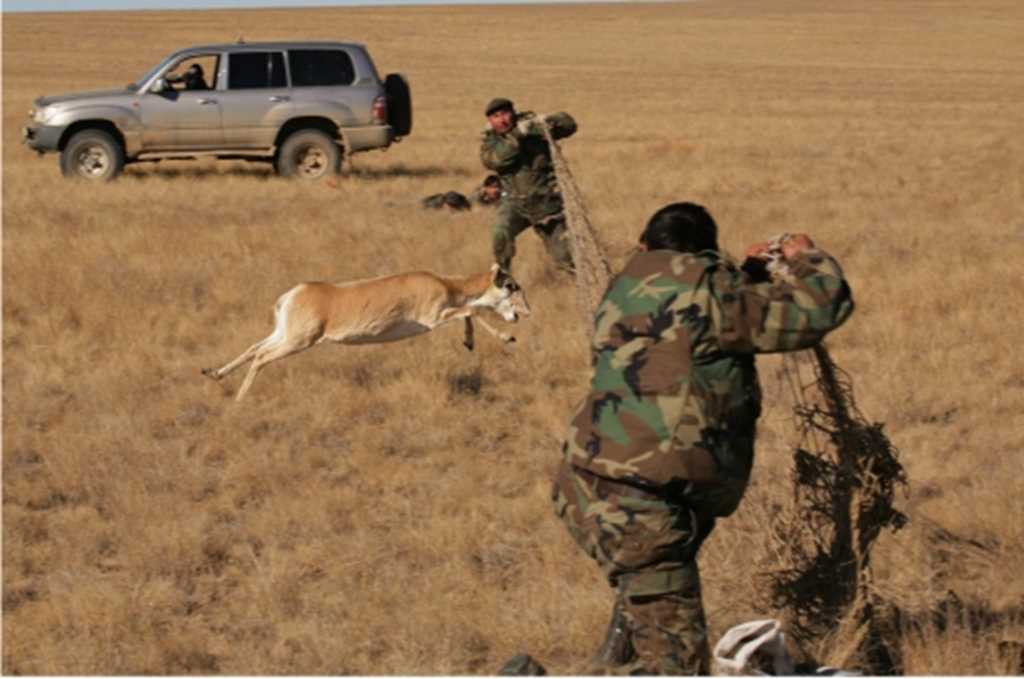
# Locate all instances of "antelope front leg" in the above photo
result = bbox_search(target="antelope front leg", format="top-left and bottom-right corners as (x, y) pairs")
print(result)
(439, 306), (475, 352)
(463, 317), (475, 351)
(473, 316), (516, 344)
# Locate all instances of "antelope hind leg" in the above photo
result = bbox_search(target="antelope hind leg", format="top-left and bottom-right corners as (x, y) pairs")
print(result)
(233, 336), (315, 402)
(202, 337), (268, 381)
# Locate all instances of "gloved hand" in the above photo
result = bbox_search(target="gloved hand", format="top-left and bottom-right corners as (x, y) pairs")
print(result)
(515, 111), (550, 136)
(743, 233), (816, 283)
(745, 233), (815, 261)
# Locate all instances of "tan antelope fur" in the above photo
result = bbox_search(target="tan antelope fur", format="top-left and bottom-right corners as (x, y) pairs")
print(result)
(202, 264), (530, 401)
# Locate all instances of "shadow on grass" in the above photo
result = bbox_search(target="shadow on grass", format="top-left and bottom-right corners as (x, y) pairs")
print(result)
(122, 163), (274, 181)
(121, 162), (470, 182)
(346, 163), (474, 181)
(876, 591), (1024, 675)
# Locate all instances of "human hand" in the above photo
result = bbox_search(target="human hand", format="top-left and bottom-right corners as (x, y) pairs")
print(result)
(515, 113), (538, 136)
(745, 241), (771, 259)
(781, 233), (814, 259)
(745, 233), (815, 260)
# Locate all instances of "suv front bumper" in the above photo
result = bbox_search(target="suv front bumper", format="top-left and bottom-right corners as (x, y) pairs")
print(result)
(23, 125), (63, 153)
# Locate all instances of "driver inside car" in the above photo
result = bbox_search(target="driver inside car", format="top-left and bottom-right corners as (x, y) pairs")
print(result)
(168, 63), (208, 91)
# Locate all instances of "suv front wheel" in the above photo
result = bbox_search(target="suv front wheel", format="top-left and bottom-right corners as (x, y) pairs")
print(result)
(60, 129), (124, 181)
(276, 130), (341, 180)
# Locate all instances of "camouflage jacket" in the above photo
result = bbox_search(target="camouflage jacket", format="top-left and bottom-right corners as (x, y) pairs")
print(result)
(562, 247), (854, 516)
(480, 111), (577, 209)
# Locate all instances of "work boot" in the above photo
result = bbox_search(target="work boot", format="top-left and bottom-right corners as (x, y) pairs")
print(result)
(498, 653), (547, 676)
(591, 599), (636, 670)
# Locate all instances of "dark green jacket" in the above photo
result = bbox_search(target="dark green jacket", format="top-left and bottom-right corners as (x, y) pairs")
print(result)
(562, 247), (854, 516)
(480, 112), (577, 210)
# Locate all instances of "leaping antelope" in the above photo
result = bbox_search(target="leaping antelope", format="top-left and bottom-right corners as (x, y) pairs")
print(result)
(202, 264), (530, 401)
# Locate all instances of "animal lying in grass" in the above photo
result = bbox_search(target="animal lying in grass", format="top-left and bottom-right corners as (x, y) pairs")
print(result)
(202, 264), (530, 401)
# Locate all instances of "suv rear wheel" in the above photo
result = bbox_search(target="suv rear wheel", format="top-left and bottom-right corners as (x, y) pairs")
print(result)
(60, 129), (124, 181)
(276, 129), (341, 180)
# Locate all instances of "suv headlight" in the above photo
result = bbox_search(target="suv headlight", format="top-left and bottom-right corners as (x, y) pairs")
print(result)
(32, 106), (53, 124)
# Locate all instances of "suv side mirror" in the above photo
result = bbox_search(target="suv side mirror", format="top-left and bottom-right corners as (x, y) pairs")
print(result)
(150, 78), (169, 93)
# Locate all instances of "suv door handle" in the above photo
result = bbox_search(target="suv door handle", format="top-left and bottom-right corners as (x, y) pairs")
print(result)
(269, 95), (290, 102)
(198, 98), (217, 105)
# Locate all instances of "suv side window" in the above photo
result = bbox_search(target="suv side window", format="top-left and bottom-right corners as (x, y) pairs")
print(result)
(228, 51), (287, 89)
(288, 49), (356, 87)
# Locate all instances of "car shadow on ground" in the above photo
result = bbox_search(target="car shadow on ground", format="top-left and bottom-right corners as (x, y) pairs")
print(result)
(120, 163), (470, 182)
(345, 163), (473, 181)
(122, 164), (275, 180)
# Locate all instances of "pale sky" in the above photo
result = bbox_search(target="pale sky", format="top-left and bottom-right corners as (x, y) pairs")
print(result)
(1, 0), (627, 12)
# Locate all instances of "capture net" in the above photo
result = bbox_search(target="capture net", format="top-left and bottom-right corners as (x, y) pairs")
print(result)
(539, 120), (613, 333)
(765, 343), (909, 672)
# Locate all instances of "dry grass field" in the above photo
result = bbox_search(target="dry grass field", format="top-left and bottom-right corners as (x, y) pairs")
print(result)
(3, 0), (1024, 674)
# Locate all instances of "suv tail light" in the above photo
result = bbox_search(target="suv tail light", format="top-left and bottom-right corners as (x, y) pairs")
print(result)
(372, 95), (387, 125)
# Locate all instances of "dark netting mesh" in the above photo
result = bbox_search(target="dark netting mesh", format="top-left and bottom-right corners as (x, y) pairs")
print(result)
(539, 120), (612, 333)
(763, 344), (908, 673)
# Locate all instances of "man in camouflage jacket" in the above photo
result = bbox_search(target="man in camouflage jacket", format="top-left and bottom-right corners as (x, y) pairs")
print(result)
(469, 173), (502, 208)
(480, 98), (576, 272)
(552, 202), (854, 674)
(421, 175), (501, 211)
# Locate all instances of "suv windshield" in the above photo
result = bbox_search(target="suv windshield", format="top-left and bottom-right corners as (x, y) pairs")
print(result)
(131, 57), (175, 90)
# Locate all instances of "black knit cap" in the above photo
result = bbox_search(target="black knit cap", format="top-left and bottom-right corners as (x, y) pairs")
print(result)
(485, 97), (514, 116)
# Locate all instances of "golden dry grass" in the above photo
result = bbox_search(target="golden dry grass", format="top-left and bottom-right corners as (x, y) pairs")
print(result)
(3, 0), (1024, 674)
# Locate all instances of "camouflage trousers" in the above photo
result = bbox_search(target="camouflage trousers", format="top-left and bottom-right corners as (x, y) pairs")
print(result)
(491, 199), (574, 273)
(552, 460), (716, 675)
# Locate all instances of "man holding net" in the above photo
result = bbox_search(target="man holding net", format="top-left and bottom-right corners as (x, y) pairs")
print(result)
(552, 202), (855, 674)
(480, 97), (576, 273)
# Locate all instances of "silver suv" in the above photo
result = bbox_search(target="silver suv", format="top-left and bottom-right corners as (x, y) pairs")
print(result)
(22, 41), (412, 181)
